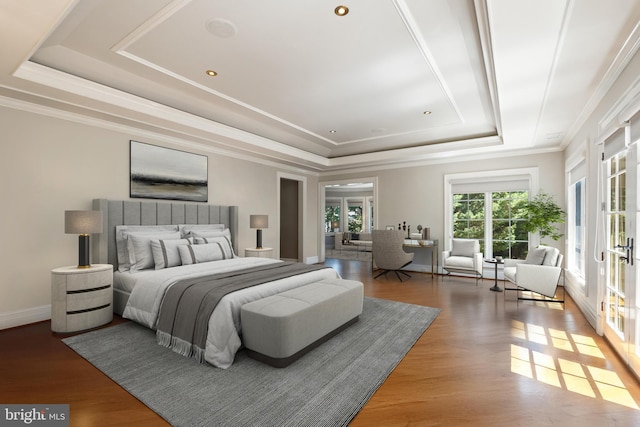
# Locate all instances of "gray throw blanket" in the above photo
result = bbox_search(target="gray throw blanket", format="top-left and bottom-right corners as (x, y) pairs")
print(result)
(156, 262), (329, 363)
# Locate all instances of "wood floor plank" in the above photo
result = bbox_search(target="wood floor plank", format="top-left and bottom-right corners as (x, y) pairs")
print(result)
(1, 258), (640, 426)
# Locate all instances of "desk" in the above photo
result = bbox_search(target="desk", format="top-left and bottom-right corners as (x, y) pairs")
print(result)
(402, 239), (439, 277)
(484, 258), (504, 292)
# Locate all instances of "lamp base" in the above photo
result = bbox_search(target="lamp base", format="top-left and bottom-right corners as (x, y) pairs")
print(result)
(256, 229), (263, 249)
(78, 234), (91, 269)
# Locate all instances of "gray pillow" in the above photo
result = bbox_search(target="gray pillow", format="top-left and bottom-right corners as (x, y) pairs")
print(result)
(525, 247), (546, 265)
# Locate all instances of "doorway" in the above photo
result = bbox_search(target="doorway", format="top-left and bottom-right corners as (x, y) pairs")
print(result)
(278, 172), (306, 262)
(319, 178), (377, 262)
(280, 178), (300, 261)
(602, 127), (640, 376)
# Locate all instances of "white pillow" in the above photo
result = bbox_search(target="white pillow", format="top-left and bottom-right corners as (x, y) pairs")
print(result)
(178, 242), (230, 265)
(178, 224), (225, 238)
(540, 245), (560, 266)
(193, 235), (235, 259)
(115, 225), (178, 272)
(151, 238), (192, 269)
(127, 231), (181, 272)
(451, 239), (478, 257)
(192, 229), (235, 255)
(525, 247), (546, 265)
(190, 228), (232, 239)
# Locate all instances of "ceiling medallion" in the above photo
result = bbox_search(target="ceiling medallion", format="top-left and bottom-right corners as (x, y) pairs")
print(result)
(334, 5), (349, 16)
(205, 70), (218, 77)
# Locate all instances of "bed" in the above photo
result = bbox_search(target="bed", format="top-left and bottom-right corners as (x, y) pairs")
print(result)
(92, 199), (339, 368)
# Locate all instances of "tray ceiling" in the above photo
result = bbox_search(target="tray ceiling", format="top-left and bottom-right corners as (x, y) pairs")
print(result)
(2, 0), (640, 171)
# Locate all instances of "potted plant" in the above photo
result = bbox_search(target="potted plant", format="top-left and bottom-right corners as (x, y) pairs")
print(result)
(517, 192), (566, 241)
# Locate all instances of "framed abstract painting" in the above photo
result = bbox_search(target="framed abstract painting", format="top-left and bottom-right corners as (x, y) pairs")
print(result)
(130, 140), (208, 202)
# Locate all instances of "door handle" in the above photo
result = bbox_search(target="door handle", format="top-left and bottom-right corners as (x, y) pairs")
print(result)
(616, 238), (634, 265)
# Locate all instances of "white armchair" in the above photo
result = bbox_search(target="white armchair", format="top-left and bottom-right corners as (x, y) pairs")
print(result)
(503, 245), (564, 302)
(442, 239), (483, 284)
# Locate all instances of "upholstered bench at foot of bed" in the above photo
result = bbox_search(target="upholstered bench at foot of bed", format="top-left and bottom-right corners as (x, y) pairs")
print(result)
(240, 278), (364, 368)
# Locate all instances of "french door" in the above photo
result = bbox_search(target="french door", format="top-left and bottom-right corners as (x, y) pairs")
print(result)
(604, 146), (640, 375)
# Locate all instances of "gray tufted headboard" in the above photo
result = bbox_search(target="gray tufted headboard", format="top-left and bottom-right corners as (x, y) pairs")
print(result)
(92, 199), (238, 270)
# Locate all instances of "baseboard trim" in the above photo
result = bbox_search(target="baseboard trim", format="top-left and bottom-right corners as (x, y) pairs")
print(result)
(0, 305), (51, 330)
(565, 283), (597, 330)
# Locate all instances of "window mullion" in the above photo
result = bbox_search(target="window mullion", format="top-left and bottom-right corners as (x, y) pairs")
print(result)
(485, 192), (492, 259)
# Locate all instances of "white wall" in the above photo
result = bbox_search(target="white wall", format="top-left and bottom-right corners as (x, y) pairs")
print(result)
(0, 105), (318, 328)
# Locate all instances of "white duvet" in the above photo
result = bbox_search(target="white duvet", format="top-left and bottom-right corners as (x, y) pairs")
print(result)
(120, 258), (339, 368)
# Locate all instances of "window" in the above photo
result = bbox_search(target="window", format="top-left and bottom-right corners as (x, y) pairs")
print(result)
(453, 191), (528, 258)
(492, 191), (529, 259)
(347, 202), (363, 232)
(566, 153), (586, 284)
(325, 200), (340, 232)
(568, 177), (586, 279)
(445, 168), (538, 260)
(453, 193), (485, 253)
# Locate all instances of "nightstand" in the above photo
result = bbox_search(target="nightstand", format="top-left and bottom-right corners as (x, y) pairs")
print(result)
(51, 264), (113, 333)
(245, 247), (273, 258)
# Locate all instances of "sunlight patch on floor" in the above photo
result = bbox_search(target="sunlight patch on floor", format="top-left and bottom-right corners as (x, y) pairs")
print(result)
(510, 321), (639, 410)
(517, 291), (564, 310)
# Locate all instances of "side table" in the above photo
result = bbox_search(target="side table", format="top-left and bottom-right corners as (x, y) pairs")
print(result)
(245, 247), (273, 258)
(484, 258), (504, 292)
(51, 264), (113, 333)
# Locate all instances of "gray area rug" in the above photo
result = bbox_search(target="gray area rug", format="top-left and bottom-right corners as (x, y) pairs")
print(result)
(325, 248), (372, 261)
(63, 297), (439, 427)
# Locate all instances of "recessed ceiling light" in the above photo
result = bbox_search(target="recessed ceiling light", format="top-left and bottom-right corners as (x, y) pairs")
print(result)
(330, 130), (337, 133)
(423, 111), (432, 115)
(334, 5), (349, 16)
(205, 70), (218, 77)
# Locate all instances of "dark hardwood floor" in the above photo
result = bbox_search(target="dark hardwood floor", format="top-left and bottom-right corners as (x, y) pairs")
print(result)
(2, 258), (640, 426)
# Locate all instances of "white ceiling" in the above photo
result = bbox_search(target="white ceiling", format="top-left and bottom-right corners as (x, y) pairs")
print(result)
(1, 0), (640, 172)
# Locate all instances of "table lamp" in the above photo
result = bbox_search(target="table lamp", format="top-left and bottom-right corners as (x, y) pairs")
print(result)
(250, 214), (268, 249)
(65, 210), (103, 268)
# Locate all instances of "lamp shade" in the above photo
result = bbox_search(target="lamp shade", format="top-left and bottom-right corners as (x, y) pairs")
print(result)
(65, 210), (103, 235)
(250, 215), (268, 229)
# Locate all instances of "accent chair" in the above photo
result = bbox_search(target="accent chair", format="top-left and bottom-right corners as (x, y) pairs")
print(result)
(442, 238), (483, 284)
(372, 230), (414, 282)
(503, 245), (564, 303)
